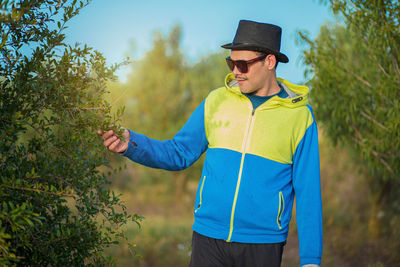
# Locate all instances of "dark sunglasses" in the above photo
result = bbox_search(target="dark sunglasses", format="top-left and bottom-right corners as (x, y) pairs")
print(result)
(225, 55), (267, 73)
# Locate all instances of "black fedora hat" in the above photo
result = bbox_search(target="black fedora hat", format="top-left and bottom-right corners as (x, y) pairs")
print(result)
(222, 20), (289, 63)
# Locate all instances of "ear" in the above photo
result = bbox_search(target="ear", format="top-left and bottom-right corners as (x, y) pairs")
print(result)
(265, 54), (277, 70)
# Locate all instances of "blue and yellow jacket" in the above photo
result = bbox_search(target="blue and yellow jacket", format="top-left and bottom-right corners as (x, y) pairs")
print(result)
(122, 73), (323, 266)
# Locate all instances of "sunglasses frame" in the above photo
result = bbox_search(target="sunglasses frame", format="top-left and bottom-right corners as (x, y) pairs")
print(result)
(225, 54), (268, 73)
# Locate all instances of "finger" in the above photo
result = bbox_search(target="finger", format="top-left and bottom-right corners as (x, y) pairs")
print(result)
(97, 130), (103, 136)
(115, 142), (129, 153)
(103, 136), (118, 147)
(119, 141), (129, 153)
(108, 139), (121, 151)
(102, 130), (115, 141)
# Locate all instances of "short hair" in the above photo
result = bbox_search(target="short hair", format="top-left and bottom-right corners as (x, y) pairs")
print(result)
(255, 51), (278, 69)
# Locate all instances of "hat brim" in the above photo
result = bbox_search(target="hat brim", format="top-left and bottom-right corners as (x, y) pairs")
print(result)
(221, 43), (289, 63)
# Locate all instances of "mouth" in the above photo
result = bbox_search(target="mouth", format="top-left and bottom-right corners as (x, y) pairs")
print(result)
(236, 76), (247, 83)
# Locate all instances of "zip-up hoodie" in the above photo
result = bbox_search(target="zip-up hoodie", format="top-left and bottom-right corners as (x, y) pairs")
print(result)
(122, 73), (323, 266)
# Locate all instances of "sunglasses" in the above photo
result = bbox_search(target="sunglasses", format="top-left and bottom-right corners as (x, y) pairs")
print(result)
(225, 55), (267, 73)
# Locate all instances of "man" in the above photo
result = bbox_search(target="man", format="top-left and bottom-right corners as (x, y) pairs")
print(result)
(99, 20), (323, 267)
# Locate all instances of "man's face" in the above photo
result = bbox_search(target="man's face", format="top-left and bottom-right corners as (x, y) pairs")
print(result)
(229, 50), (274, 95)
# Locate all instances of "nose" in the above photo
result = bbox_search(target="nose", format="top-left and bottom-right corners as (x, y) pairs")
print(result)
(232, 65), (242, 75)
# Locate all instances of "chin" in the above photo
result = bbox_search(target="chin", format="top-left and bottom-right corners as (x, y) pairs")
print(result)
(238, 85), (246, 91)
(240, 87), (253, 94)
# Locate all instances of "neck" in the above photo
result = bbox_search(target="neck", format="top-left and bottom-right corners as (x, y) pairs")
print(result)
(254, 77), (280, 97)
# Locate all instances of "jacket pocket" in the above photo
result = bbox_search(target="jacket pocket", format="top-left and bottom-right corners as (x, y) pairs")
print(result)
(195, 176), (207, 213)
(276, 191), (285, 229)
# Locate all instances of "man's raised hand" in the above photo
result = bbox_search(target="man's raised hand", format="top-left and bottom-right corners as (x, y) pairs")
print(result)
(98, 129), (130, 153)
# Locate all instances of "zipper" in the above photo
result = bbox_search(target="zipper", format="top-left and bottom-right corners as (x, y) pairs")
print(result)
(277, 191), (285, 229)
(226, 104), (256, 242)
(194, 176), (207, 213)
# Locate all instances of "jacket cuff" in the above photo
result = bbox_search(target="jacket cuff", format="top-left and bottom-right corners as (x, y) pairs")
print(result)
(120, 129), (138, 157)
(300, 258), (321, 267)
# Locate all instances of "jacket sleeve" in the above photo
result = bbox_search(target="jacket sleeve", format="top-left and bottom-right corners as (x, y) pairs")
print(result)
(292, 106), (323, 267)
(121, 100), (208, 171)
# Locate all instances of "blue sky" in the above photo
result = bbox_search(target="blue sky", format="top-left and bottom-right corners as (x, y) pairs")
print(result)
(65, 0), (336, 83)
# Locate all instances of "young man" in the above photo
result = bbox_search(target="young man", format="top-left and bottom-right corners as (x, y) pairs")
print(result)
(99, 20), (323, 267)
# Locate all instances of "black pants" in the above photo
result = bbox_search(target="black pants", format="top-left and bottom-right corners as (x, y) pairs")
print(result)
(190, 231), (285, 267)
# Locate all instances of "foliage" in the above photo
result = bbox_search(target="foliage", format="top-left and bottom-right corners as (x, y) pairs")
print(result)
(298, 0), (400, 237)
(0, 0), (141, 265)
(299, 0), (400, 180)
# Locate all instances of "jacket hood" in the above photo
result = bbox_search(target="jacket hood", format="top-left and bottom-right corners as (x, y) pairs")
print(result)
(224, 73), (309, 109)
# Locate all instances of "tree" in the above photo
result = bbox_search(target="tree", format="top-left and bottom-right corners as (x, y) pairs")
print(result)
(0, 1), (141, 265)
(299, 0), (400, 238)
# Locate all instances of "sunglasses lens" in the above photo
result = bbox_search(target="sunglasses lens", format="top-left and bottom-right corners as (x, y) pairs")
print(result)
(226, 58), (248, 73)
(226, 58), (235, 71)
(236, 61), (247, 73)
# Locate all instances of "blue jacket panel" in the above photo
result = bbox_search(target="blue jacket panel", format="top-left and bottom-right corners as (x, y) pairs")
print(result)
(122, 100), (208, 170)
